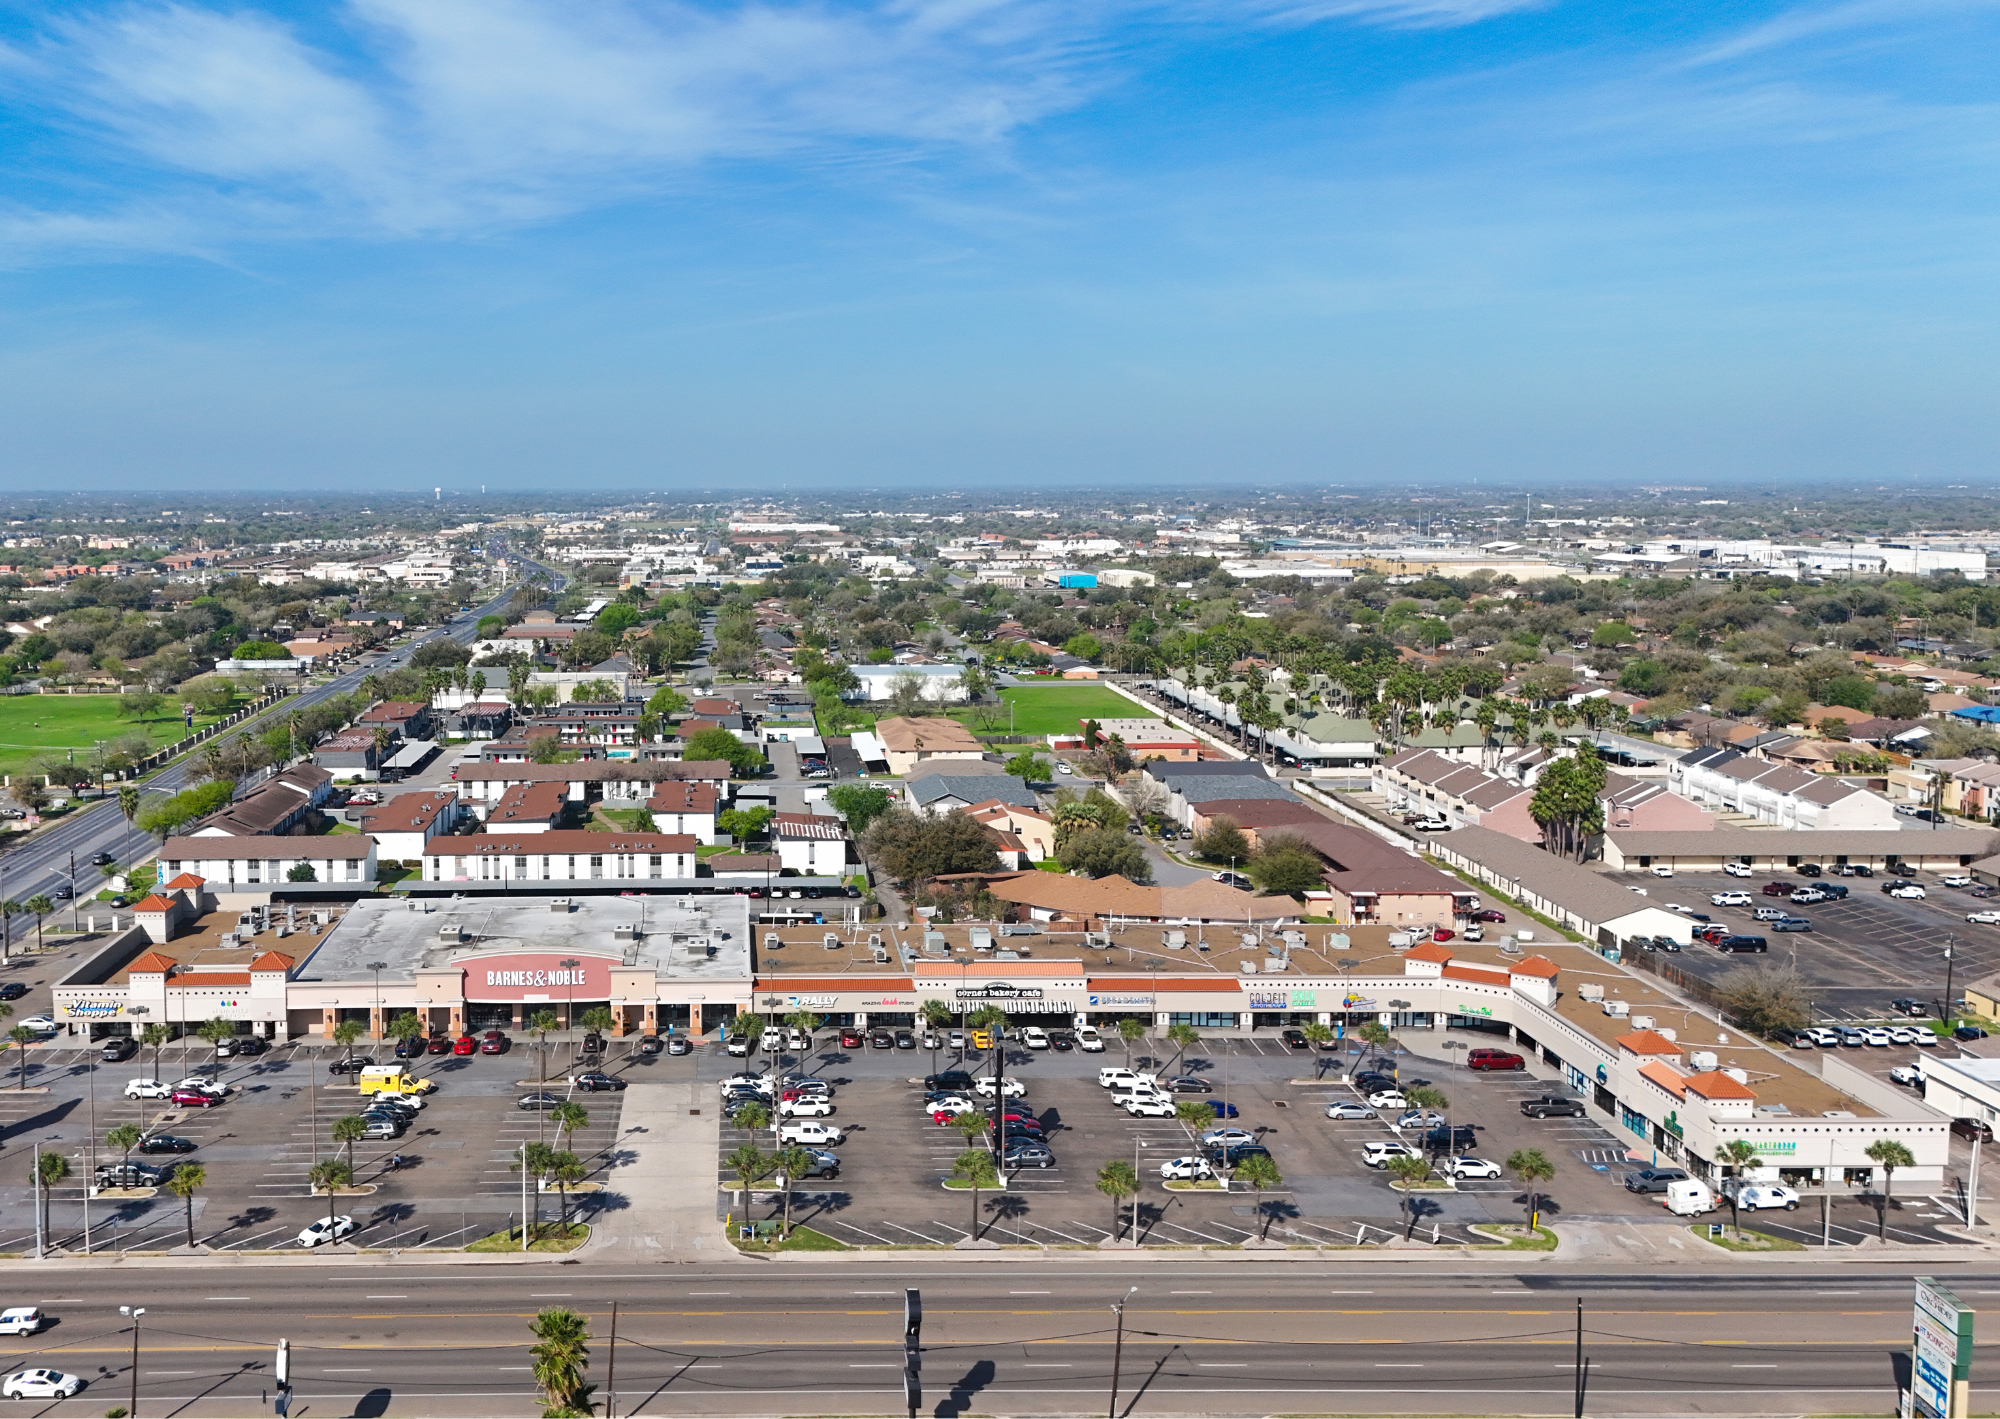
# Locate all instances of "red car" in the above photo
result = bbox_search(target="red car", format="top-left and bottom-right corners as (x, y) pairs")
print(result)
(1468, 909), (1508, 924)
(170, 1090), (221, 1108)
(1467, 1049), (1526, 1071)
(839, 1028), (864, 1049)
(480, 1031), (509, 1054)
(1762, 881), (1797, 896)
(452, 1035), (476, 1056)
(1431, 927), (1454, 942)
(425, 1036), (452, 1055)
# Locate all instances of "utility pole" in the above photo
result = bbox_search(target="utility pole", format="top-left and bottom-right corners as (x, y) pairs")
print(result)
(275, 1337), (290, 1418)
(1573, 1297), (1588, 1418)
(903, 1287), (921, 1419)
(120, 1305), (145, 1419)
(605, 1300), (618, 1419)
(521, 1141), (530, 1250)
(1108, 1286), (1137, 1419)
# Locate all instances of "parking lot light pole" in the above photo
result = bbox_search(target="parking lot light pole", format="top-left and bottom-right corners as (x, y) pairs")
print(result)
(366, 961), (387, 1041)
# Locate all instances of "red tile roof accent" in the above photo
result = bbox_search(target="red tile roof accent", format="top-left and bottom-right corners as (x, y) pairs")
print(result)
(162, 873), (206, 890)
(1638, 1060), (1687, 1098)
(133, 896), (177, 913)
(1684, 1070), (1757, 1101)
(1405, 941), (1455, 964)
(1440, 964), (1510, 986)
(128, 950), (178, 972)
(251, 952), (296, 972)
(1615, 1029), (1682, 1056)
(1510, 955), (1560, 978)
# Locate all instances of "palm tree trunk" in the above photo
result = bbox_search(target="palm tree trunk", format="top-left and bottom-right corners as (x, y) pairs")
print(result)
(185, 1194), (195, 1248)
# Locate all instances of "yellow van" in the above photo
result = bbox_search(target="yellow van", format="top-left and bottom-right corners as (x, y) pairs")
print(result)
(357, 1065), (434, 1097)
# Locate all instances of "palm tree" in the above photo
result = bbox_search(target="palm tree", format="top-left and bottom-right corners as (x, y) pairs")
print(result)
(1175, 1100), (1217, 1144)
(529, 1008), (560, 1087)
(1716, 1138), (1762, 1238)
(1864, 1138), (1916, 1240)
(1116, 1016), (1146, 1070)
(196, 1016), (236, 1068)
(551, 1100), (589, 1152)
(1096, 1158), (1139, 1240)
(919, 1000), (952, 1077)
(106, 1122), (142, 1167)
(0, 899), (17, 963)
(1386, 1154), (1432, 1237)
(1164, 1022), (1200, 1075)
(331, 1114), (368, 1174)
(165, 1162), (207, 1248)
(955, 1148), (1000, 1239)
(546, 1150), (588, 1235)
(24, 896), (50, 952)
(773, 1144), (815, 1239)
(1506, 1148), (1557, 1236)
(386, 1012), (425, 1057)
(32, 1151), (68, 1251)
(1403, 1084), (1450, 1159)
(330, 1017), (365, 1062)
(310, 1158), (354, 1237)
(1357, 1020), (1392, 1075)
(726, 1141), (770, 1203)
(579, 1005), (615, 1058)
(528, 1307), (593, 1417)
(1299, 1022), (1335, 1077)
(140, 1022), (171, 1082)
(1229, 1149), (1283, 1239)
(6, 1025), (34, 1090)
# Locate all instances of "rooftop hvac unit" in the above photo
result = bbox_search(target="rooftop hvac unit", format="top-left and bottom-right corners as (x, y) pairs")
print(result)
(1263, 958), (1287, 974)
(549, 898), (575, 913)
(1688, 1050), (1719, 1071)
(1631, 1015), (1655, 1030)
(1579, 983), (1605, 1001)
(218, 933), (238, 948)
(1162, 930), (1186, 950)
(924, 930), (949, 954)
(1326, 932), (1350, 952)
(1240, 932), (1261, 950)
(968, 926), (992, 952)
(1239, 962), (1259, 974)
(438, 924), (466, 943)
(823, 933), (841, 951)
(614, 925), (640, 942)
(1602, 1000), (1629, 1018)
(763, 932), (782, 951)
(1281, 930), (1307, 948)
(1723, 1067), (1750, 1085)
(1658, 1027), (1677, 1042)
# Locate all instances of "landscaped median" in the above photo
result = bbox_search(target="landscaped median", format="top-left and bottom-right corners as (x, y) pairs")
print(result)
(1468, 1223), (1558, 1250)
(1690, 1224), (1803, 1253)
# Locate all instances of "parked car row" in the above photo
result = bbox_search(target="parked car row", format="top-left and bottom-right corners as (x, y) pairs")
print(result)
(1779, 1024), (1938, 1049)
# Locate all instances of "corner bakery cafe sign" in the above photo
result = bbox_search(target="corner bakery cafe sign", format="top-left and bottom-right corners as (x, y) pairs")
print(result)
(946, 982), (1079, 1015)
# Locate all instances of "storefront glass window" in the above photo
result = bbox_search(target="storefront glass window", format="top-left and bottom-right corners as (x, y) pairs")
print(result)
(1167, 1011), (1239, 1028)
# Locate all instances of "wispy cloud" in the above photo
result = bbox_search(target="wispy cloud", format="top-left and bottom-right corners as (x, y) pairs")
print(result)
(0, 0), (1544, 250)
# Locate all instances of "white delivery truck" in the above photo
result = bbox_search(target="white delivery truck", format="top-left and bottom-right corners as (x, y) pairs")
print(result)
(1663, 1178), (1717, 1216)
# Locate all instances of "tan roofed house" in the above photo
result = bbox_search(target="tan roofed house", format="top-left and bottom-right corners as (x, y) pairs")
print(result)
(873, 716), (986, 775)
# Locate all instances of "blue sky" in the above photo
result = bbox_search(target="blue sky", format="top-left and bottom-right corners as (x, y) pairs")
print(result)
(0, 0), (1994, 493)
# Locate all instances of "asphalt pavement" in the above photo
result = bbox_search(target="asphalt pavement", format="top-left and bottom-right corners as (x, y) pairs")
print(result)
(0, 1262), (1948, 1416)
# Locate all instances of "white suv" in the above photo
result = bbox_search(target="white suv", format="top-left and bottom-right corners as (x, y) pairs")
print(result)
(1098, 1067), (1150, 1090)
(1021, 1027), (1050, 1050)
(1710, 891), (1752, 907)
(777, 1120), (844, 1146)
(1723, 861), (1753, 877)
(1362, 1141), (1420, 1168)
(124, 1078), (172, 1101)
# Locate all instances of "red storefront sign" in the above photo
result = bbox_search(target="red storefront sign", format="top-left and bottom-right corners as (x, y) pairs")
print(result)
(463, 953), (609, 1002)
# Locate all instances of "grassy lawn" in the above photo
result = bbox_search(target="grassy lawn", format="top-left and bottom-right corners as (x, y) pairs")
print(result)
(592, 808), (654, 832)
(730, 1224), (847, 1253)
(467, 1223), (589, 1253)
(0, 693), (243, 779)
(979, 684), (1156, 736)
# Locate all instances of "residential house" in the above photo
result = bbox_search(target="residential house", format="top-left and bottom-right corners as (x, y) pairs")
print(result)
(1669, 747), (1899, 830)
(963, 800), (1056, 861)
(359, 701), (432, 740)
(421, 831), (697, 883)
(907, 774), (1038, 816)
(771, 813), (851, 876)
(646, 781), (721, 843)
(874, 716), (987, 775)
(478, 781), (570, 832)
(314, 730), (387, 780)
(360, 790), (461, 861)
(188, 766), (334, 837)
(160, 835), (378, 890)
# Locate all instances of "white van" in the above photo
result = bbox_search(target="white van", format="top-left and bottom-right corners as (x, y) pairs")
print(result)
(0, 1309), (44, 1336)
(1663, 1179), (1717, 1216)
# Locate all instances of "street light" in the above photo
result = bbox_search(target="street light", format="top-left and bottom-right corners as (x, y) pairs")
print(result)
(119, 1305), (145, 1419)
(1108, 1286), (1139, 1419)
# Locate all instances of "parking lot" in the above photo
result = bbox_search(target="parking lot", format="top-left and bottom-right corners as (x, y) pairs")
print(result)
(0, 1032), (632, 1254)
(1625, 869), (2000, 1020)
(707, 1031), (1693, 1248)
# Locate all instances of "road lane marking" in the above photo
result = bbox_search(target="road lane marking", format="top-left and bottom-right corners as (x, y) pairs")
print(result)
(1199, 1363), (1248, 1367)
(853, 1291), (895, 1296)
(1328, 1291), (1373, 1295)
(849, 1363), (896, 1368)
(204, 1297), (250, 1302)
(1816, 1291), (1861, 1296)
(1375, 1363), (1424, 1367)
(320, 1368), (373, 1373)
(530, 1293), (572, 1298)
(1172, 1291), (1213, 1295)
(1732, 1364), (1778, 1368)
(1010, 1290), (1050, 1295)
(365, 1296), (407, 1300)
(1021, 1363), (1073, 1368)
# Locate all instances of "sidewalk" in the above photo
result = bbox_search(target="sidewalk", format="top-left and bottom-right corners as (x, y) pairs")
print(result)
(586, 1072), (732, 1262)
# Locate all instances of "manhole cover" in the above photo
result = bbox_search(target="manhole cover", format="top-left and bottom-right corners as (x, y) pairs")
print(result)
(688, 1108), (701, 1116)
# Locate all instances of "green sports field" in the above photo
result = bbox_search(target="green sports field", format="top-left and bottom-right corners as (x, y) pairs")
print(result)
(0, 694), (240, 779)
(989, 683), (1156, 736)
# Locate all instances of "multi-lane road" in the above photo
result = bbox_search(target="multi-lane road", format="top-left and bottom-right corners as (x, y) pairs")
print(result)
(0, 1261), (1949, 1416)
(0, 558), (553, 941)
